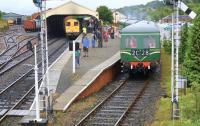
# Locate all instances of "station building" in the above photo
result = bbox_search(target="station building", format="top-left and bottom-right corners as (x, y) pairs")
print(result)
(2, 12), (26, 24)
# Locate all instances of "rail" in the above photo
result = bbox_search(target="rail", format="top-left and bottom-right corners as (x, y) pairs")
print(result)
(76, 76), (150, 126)
(0, 38), (68, 123)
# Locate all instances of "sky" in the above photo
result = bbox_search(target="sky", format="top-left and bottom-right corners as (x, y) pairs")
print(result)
(0, 0), (155, 15)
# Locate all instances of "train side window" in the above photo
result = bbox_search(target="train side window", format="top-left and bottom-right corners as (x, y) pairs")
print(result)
(144, 36), (156, 48)
(125, 37), (137, 48)
(74, 22), (78, 26)
(66, 22), (70, 26)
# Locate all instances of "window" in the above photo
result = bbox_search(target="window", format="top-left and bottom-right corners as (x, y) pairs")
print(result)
(74, 22), (78, 26)
(143, 36), (156, 48)
(125, 37), (137, 48)
(66, 22), (70, 26)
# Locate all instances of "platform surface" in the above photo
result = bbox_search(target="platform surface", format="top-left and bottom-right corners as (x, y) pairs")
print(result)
(51, 34), (120, 111)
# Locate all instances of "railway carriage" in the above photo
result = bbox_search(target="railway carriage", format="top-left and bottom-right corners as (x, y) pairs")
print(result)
(120, 21), (161, 73)
(64, 18), (80, 39)
(7, 19), (15, 26)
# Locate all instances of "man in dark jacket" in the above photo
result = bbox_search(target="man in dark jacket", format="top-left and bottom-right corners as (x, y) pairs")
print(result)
(27, 41), (33, 53)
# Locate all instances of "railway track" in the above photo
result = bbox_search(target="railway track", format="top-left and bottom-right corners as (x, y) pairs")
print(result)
(0, 36), (37, 62)
(0, 38), (58, 74)
(0, 38), (69, 123)
(118, 79), (160, 126)
(0, 38), (63, 92)
(0, 33), (38, 67)
(76, 74), (152, 126)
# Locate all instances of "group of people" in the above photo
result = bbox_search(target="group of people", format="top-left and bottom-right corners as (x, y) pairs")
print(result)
(75, 26), (116, 68)
(74, 21), (122, 69)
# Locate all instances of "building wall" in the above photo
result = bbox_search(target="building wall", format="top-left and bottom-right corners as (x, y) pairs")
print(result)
(2, 13), (26, 21)
(113, 11), (127, 23)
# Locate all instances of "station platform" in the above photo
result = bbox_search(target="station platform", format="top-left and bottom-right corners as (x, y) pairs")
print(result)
(49, 34), (120, 111)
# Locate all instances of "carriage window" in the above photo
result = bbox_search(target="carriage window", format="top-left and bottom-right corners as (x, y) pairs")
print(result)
(125, 37), (137, 48)
(143, 36), (156, 48)
(74, 22), (78, 26)
(66, 22), (70, 26)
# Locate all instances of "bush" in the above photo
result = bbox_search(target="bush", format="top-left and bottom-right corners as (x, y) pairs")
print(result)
(0, 20), (8, 32)
(162, 40), (172, 54)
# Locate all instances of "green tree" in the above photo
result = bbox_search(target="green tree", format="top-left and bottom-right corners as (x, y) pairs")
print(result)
(163, 40), (172, 54)
(96, 6), (113, 24)
(179, 24), (188, 64)
(183, 9), (200, 85)
(0, 11), (2, 19)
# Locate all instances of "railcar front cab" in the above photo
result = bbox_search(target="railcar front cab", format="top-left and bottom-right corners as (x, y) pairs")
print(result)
(120, 21), (161, 73)
(64, 18), (80, 38)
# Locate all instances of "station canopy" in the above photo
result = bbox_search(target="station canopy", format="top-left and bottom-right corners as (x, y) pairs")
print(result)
(45, 1), (99, 19)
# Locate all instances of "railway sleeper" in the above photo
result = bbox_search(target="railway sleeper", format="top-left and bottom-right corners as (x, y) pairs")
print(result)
(87, 120), (117, 125)
(98, 109), (125, 113)
(85, 122), (114, 126)
(94, 112), (123, 118)
(92, 117), (119, 121)
(87, 117), (118, 123)
(97, 110), (125, 115)
(110, 97), (133, 101)
(104, 102), (130, 107)
(114, 93), (137, 98)
(101, 106), (127, 110)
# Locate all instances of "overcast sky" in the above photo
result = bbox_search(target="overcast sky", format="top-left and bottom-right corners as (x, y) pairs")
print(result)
(0, 0), (155, 15)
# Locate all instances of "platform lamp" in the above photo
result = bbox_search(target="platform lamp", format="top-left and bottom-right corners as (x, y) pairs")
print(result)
(163, 0), (196, 120)
(115, 10), (118, 26)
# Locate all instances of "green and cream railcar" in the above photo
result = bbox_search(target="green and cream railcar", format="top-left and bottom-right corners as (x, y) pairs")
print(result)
(120, 21), (161, 73)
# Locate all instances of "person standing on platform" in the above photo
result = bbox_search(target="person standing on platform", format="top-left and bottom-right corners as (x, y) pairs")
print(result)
(110, 27), (115, 39)
(92, 32), (96, 48)
(104, 31), (109, 48)
(97, 29), (102, 48)
(75, 49), (81, 68)
(82, 26), (87, 36)
(82, 35), (90, 57)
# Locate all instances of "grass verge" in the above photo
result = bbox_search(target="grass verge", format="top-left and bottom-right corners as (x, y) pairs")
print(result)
(150, 49), (200, 126)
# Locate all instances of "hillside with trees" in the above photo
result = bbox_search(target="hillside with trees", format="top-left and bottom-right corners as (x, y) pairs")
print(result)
(117, 0), (165, 20)
(0, 11), (6, 19)
(117, 0), (200, 21)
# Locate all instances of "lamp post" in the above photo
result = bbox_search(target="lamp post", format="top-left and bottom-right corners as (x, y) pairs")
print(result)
(115, 11), (118, 26)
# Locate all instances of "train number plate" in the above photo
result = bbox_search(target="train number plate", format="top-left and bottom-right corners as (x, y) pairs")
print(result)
(131, 49), (150, 56)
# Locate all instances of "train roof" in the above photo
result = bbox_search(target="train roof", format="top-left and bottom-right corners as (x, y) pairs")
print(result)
(121, 21), (160, 33)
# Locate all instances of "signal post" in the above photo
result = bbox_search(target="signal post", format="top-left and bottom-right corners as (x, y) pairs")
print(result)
(163, 0), (196, 121)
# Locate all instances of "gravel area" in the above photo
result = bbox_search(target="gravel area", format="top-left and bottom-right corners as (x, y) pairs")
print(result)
(0, 42), (6, 53)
